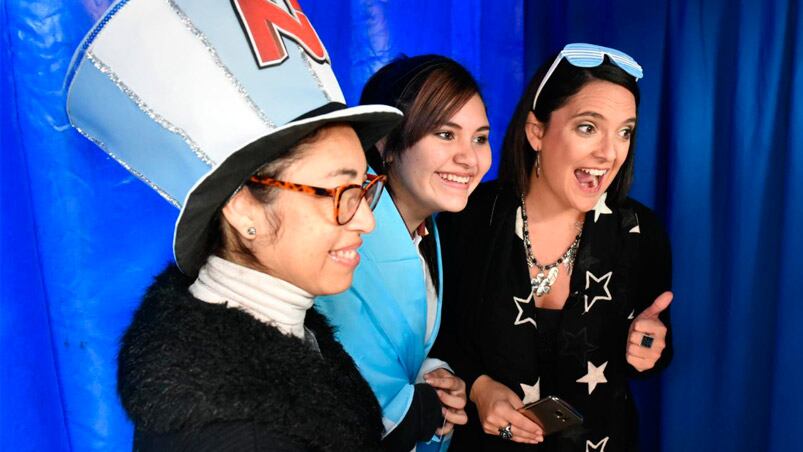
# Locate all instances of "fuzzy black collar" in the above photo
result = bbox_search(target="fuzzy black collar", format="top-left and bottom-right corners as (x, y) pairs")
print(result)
(118, 266), (383, 451)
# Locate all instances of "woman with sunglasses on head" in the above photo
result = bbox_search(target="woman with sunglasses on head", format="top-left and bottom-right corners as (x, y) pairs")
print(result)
(316, 55), (492, 451)
(65, 1), (403, 450)
(431, 44), (673, 451)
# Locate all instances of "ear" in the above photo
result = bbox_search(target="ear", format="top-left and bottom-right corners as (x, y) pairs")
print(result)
(221, 188), (259, 240)
(374, 137), (387, 156)
(524, 111), (545, 152)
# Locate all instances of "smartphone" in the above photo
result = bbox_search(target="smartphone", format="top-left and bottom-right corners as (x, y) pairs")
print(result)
(517, 396), (583, 435)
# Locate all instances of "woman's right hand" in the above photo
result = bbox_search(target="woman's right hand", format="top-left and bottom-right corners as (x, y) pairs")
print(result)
(470, 375), (544, 444)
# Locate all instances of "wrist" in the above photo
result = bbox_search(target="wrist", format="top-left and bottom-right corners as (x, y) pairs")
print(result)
(469, 374), (492, 403)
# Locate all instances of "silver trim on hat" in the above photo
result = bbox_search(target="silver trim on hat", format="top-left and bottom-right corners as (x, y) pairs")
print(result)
(299, 48), (333, 102)
(167, 0), (276, 128)
(87, 52), (215, 167)
(73, 126), (182, 208)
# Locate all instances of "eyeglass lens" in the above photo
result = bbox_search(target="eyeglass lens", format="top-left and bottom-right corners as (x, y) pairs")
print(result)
(337, 179), (384, 224)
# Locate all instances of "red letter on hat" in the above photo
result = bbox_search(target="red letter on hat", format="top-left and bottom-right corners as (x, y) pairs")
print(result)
(233, 0), (329, 68)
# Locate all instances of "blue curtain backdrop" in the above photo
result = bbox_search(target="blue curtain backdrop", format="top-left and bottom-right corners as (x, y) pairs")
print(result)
(1, 0), (800, 451)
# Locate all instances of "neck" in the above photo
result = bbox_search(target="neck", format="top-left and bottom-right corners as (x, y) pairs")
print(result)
(389, 178), (432, 237)
(526, 176), (584, 227)
(189, 255), (314, 338)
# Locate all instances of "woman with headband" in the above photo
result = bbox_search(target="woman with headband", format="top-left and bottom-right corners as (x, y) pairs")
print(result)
(432, 44), (673, 451)
(317, 55), (492, 451)
(65, 1), (402, 450)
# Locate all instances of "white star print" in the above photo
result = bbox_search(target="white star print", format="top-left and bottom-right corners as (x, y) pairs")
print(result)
(520, 379), (541, 404)
(576, 361), (608, 394)
(583, 271), (612, 313)
(592, 192), (612, 222)
(586, 436), (609, 451)
(627, 309), (635, 320)
(515, 206), (524, 240)
(513, 292), (538, 328)
(629, 212), (641, 233)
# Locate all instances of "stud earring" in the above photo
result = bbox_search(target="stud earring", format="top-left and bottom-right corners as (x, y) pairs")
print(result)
(246, 227), (256, 236)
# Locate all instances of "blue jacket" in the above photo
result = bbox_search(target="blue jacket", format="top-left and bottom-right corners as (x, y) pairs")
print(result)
(316, 189), (448, 451)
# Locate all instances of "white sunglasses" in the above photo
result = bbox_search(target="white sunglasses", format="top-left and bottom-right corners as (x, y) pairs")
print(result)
(532, 43), (643, 111)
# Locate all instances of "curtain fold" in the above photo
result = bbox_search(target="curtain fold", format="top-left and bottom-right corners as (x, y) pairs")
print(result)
(1, 0), (800, 450)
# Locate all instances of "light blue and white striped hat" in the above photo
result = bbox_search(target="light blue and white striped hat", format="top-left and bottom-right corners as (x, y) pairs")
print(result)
(65, 0), (402, 276)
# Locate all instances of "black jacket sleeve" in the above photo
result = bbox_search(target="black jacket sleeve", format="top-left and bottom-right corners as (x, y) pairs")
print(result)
(381, 383), (444, 452)
(431, 184), (503, 397)
(628, 204), (674, 378)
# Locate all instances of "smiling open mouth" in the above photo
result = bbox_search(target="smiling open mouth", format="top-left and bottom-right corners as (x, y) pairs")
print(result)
(575, 168), (609, 191)
(438, 172), (470, 185)
(329, 247), (360, 268)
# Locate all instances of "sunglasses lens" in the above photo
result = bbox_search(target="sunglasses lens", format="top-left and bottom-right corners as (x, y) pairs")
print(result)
(561, 44), (643, 79)
(563, 53), (604, 68)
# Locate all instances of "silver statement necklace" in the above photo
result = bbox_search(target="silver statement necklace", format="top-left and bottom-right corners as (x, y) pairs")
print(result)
(520, 195), (582, 297)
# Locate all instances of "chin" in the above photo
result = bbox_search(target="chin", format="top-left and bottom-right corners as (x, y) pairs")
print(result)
(316, 275), (353, 296)
(437, 197), (470, 214)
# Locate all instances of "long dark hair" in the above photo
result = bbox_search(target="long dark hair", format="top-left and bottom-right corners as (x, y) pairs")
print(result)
(498, 54), (641, 203)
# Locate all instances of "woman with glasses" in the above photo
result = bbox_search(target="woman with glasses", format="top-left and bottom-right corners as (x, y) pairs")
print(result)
(431, 44), (673, 451)
(117, 124), (391, 451)
(65, 0), (404, 450)
(316, 55), (492, 451)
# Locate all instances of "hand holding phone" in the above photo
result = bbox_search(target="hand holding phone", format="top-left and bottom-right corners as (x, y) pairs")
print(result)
(517, 396), (583, 435)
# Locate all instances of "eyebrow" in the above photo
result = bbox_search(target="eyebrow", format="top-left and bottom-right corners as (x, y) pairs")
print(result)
(326, 168), (360, 178)
(443, 121), (491, 132)
(571, 111), (637, 124)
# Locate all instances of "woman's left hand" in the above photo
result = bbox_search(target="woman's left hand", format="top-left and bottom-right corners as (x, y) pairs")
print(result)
(425, 368), (468, 436)
(626, 291), (673, 372)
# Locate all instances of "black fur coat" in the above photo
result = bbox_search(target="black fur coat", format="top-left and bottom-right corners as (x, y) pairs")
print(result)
(118, 266), (383, 451)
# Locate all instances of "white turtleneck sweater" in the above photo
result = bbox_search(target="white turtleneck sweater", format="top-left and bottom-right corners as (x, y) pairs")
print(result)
(189, 255), (313, 339)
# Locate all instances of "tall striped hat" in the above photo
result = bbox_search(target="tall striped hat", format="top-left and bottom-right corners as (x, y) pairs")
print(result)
(65, 0), (402, 276)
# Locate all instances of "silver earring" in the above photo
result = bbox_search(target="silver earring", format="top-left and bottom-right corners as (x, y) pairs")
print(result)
(247, 227), (256, 236)
(534, 150), (541, 178)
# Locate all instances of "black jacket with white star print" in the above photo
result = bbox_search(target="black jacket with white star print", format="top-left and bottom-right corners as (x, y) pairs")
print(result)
(431, 181), (673, 451)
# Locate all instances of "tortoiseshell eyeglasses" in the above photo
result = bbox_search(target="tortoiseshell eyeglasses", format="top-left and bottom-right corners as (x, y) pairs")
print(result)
(247, 174), (386, 225)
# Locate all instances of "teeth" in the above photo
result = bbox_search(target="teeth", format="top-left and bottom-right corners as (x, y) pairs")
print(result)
(580, 168), (608, 176)
(439, 173), (470, 184)
(331, 249), (357, 260)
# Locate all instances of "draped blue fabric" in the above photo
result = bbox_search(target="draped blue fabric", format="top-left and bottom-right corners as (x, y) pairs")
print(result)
(1, 1), (800, 451)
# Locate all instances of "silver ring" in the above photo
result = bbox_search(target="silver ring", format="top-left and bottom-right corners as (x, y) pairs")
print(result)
(498, 423), (513, 440)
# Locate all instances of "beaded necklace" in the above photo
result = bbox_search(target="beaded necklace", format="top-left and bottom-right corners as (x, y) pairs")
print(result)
(520, 195), (582, 297)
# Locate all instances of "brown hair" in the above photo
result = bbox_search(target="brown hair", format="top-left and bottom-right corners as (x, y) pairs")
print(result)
(359, 55), (483, 176)
(359, 55), (483, 291)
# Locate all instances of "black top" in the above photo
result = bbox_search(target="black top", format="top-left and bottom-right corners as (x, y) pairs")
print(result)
(534, 307), (563, 393)
(118, 266), (384, 451)
(431, 182), (673, 451)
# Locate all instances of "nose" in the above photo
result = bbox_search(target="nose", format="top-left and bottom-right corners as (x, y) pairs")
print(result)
(454, 138), (479, 169)
(346, 197), (376, 234)
(593, 133), (619, 162)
